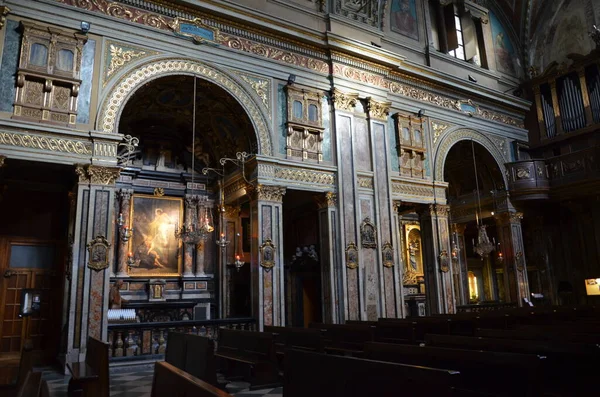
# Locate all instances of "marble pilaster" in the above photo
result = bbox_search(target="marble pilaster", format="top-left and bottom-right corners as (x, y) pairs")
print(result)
(418, 204), (455, 314)
(451, 223), (468, 306)
(66, 164), (119, 365)
(315, 192), (339, 323)
(495, 211), (530, 305)
(249, 184), (286, 330)
(183, 194), (198, 278)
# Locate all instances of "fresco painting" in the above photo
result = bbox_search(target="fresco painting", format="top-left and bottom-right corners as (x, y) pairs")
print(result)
(490, 12), (517, 75)
(390, 0), (418, 41)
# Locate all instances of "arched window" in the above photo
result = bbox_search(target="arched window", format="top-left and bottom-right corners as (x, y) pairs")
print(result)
(308, 104), (318, 122)
(29, 43), (48, 67)
(56, 49), (74, 71)
(293, 100), (303, 119)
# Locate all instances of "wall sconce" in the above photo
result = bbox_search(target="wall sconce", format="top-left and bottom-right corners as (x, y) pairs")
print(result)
(234, 232), (244, 271)
(80, 21), (91, 34)
(117, 212), (133, 243)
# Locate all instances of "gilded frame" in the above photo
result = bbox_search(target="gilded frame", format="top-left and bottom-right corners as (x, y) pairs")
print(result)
(87, 235), (110, 271)
(439, 249), (450, 273)
(360, 217), (377, 249)
(128, 194), (183, 277)
(382, 242), (394, 268)
(260, 239), (275, 271)
(345, 242), (358, 269)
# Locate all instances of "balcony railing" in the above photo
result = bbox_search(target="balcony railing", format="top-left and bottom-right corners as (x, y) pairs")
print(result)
(546, 146), (600, 187)
(107, 317), (256, 361)
(505, 160), (550, 200)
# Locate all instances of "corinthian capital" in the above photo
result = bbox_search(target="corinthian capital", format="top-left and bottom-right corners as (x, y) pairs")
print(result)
(331, 88), (359, 112)
(75, 164), (121, 185)
(366, 97), (391, 121)
(249, 184), (286, 202)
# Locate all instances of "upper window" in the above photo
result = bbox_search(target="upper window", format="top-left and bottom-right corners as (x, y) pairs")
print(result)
(448, 9), (465, 60)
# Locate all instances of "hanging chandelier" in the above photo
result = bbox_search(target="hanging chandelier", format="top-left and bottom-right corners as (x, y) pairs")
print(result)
(471, 139), (494, 259)
(174, 77), (214, 244)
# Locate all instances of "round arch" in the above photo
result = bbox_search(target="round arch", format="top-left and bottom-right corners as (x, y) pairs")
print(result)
(433, 128), (509, 187)
(96, 57), (272, 156)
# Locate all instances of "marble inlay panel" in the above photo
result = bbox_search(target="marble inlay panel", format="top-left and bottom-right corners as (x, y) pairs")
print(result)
(338, 115), (355, 241)
(76, 39), (96, 124)
(388, 117), (399, 172)
(88, 270), (104, 339)
(355, 119), (371, 171)
(262, 205), (272, 240)
(322, 95), (332, 161)
(384, 268), (396, 317)
(364, 249), (378, 321)
(75, 190), (89, 348)
(278, 84), (287, 155)
(0, 20), (19, 113)
(263, 270), (273, 326)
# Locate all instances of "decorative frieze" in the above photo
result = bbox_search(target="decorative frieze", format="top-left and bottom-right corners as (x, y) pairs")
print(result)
(357, 176), (374, 189)
(331, 88), (358, 112)
(258, 164), (336, 187)
(76, 164), (121, 185)
(391, 181), (446, 202)
(0, 130), (92, 155)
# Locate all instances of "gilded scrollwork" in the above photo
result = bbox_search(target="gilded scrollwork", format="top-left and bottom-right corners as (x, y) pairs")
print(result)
(99, 58), (272, 156)
(331, 88), (359, 112)
(357, 176), (374, 189)
(104, 42), (158, 86)
(0, 131), (92, 155)
(431, 121), (450, 145)
(366, 97), (391, 121)
(236, 72), (270, 110)
(76, 164), (121, 185)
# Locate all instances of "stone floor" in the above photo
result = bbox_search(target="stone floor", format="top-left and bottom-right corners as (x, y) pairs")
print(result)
(43, 363), (283, 397)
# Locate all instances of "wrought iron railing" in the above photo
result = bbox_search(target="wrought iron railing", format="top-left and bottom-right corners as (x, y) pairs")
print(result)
(107, 317), (256, 361)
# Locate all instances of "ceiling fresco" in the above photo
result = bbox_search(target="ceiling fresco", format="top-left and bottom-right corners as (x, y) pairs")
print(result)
(119, 75), (257, 172)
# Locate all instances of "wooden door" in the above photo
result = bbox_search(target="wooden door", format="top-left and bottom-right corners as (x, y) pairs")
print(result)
(0, 238), (63, 361)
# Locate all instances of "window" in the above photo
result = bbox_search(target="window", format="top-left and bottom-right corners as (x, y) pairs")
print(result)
(448, 8), (465, 60)
(284, 85), (324, 162)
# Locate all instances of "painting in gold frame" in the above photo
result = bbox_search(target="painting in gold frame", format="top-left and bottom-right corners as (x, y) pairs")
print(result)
(128, 194), (183, 277)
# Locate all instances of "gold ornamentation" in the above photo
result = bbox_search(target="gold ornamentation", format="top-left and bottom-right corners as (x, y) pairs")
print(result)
(439, 249), (450, 273)
(99, 58), (272, 156)
(515, 251), (525, 272)
(271, 166), (336, 186)
(253, 184), (286, 202)
(153, 187), (164, 196)
(516, 167), (531, 179)
(87, 235), (111, 272)
(260, 239), (276, 271)
(168, 17), (219, 45)
(488, 135), (509, 159)
(104, 43), (157, 86)
(331, 88), (358, 112)
(222, 205), (241, 218)
(382, 242), (394, 268)
(0, 6), (10, 30)
(333, 64), (388, 89)
(324, 191), (337, 207)
(314, 191), (337, 209)
(366, 97), (391, 120)
(0, 131), (92, 155)
(76, 164), (121, 185)
(431, 121), (450, 144)
(360, 217), (377, 249)
(236, 72), (270, 109)
(345, 242), (358, 269)
(357, 176), (374, 189)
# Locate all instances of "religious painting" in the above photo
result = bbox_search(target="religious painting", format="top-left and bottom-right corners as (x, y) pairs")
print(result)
(360, 217), (377, 249)
(87, 236), (110, 271)
(128, 194), (183, 277)
(345, 242), (358, 269)
(260, 239), (275, 271)
(382, 242), (394, 268)
(490, 12), (518, 75)
(390, 0), (419, 41)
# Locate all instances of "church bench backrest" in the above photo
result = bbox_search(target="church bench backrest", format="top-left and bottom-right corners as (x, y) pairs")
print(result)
(151, 361), (232, 397)
(184, 334), (218, 387)
(165, 331), (187, 371)
(284, 348), (461, 397)
(85, 337), (110, 397)
(374, 321), (416, 344)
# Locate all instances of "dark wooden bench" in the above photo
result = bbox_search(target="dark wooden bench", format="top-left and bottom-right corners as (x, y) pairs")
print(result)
(309, 323), (374, 355)
(374, 320), (416, 344)
(284, 348), (494, 397)
(364, 342), (544, 396)
(476, 327), (600, 344)
(16, 371), (42, 397)
(264, 326), (324, 375)
(215, 329), (278, 388)
(151, 361), (232, 397)
(67, 337), (109, 397)
(165, 332), (218, 387)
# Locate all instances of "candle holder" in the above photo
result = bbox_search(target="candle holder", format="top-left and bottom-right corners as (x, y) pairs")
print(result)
(216, 233), (229, 248)
(117, 213), (133, 243)
(126, 253), (136, 270)
(234, 255), (244, 271)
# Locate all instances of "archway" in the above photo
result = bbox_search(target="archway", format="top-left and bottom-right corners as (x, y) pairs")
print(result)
(443, 139), (506, 306)
(97, 58), (272, 156)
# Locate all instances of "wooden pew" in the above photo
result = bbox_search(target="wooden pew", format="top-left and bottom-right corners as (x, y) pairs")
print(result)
(151, 361), (232, 397)
(215, 329), (278, 388)
(165, 332), (218, 387)
(15, 371), (42, 397)
(284, 348), (490, 397)
(67, 337), (110, 397)
(364, 342), (544, 396)
(309, 323), (374, 355)
(476, 327), (600, 344)
(264, 326), (324, 375)
(374, 320), (416, 344)
(425, 333), (597, 396)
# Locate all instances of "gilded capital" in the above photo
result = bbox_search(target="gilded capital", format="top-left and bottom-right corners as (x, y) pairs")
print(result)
(250, 184), (286, 202)
(0, 6), (10, 30)
(222, 205), (241, 218)
(315, 191), (337, 209)
(495, 211), (523, 225)
(366, 97), (391, 121)
(331, 88), (358, 112)
(76, 164), (121, 185)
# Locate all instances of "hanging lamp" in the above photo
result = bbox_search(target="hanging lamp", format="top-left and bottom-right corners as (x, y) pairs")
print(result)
(471, 140), (494, 258)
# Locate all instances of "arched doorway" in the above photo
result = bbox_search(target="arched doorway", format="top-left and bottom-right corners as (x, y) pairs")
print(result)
(115, 73), (260, 319)
(443, 140), (507, 306)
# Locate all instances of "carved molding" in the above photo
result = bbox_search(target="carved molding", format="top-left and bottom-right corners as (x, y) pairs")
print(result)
(391, 180), (446, 202)
(103, 41), (159, 87)
(331, 88), (358, 112)
(0, 6), (10, 30)
(250, 184), (286, 202)
(357, 176), (374, 189)
(0, 130), (92, 155)
(258, 164), (336, 187)
(76, 164), (121, 185)
(366, 97), (391, 121)
(99, 58), (272, 156)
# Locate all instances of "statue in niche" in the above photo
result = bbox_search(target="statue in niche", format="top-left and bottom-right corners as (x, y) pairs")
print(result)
(155, 149), (167, 169)
(360, 218), (377, 249)
(408, 241), (419, 272)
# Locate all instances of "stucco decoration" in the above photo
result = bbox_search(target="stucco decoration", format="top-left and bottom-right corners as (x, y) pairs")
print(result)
(97, 58), (272, 156)
(433, 128), (509, 187)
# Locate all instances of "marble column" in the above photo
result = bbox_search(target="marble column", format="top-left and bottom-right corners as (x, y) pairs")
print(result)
(66, 164), (120, 365)
(249, 184), (286, 330)
(418, 204), (455, 314)
(451, 223), (468, 306)
(392, 202), (406, 318)
(183, 194), (198, 278)
(195, 199), (214, 277)
(495, 211), (530, 305)
(116, 189), (133, 277)
(332, 88), (361, 321)
(315, 192), (339, 324)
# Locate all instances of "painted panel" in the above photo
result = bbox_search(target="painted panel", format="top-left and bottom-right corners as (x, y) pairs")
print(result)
(355, 118), (372, 171)
(322, 95), (332, 161)
(390, 0), (419, 41)
(388, 117), (399, 172)
(0, 20), (20, 112)
(490, 12), (518, 76)
(76, 39), (96, 124)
